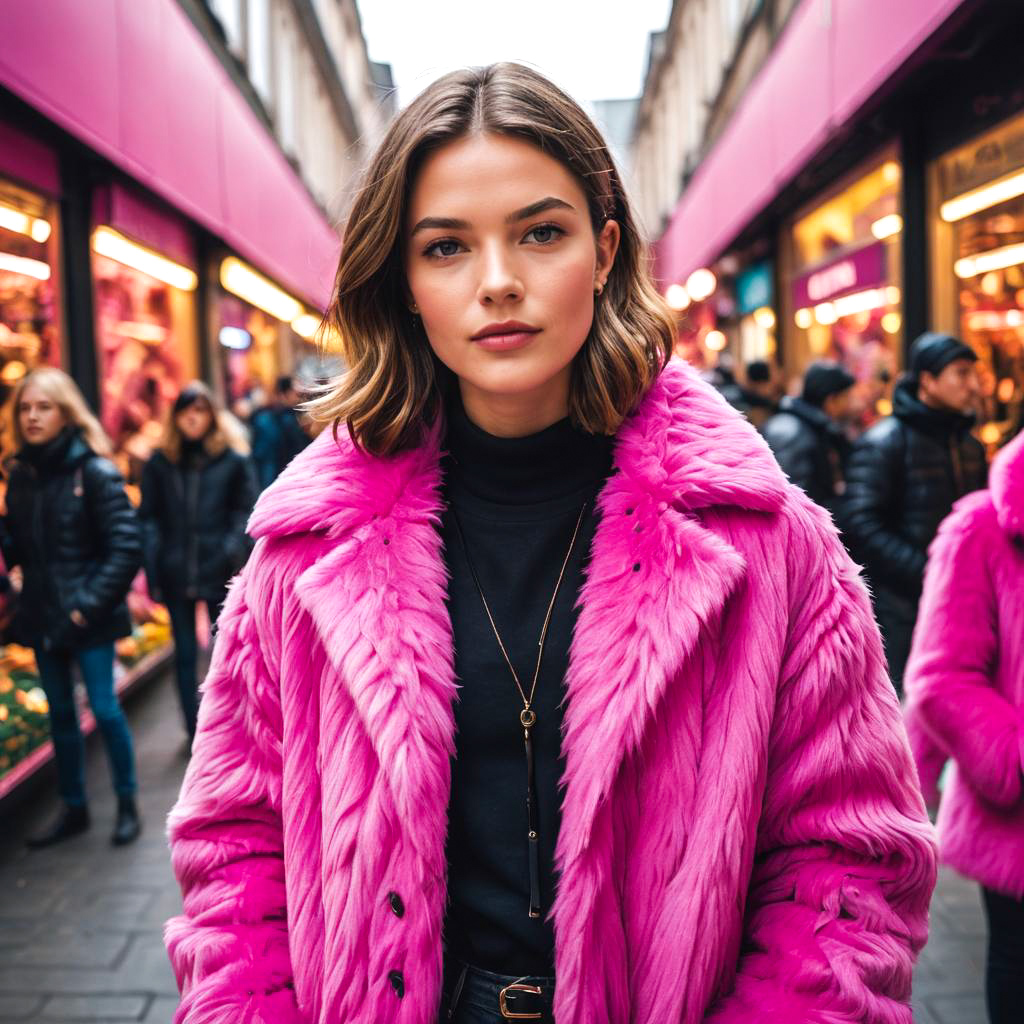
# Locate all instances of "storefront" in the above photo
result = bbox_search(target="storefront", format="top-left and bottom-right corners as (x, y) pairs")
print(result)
(930, 110), (1024, 449)
(733, 260), (777, 367)
(784, 152), (903, 422)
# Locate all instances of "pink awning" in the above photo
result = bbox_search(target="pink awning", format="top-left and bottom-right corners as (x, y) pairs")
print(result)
(0, 0), (339, 309)
(655, 0), (967, 287)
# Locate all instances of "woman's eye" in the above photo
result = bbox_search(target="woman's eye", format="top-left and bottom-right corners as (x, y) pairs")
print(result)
(424, 238), (463, 259)
(524, 224), (564, 245)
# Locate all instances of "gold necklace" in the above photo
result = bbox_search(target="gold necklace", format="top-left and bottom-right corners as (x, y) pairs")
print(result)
(451, 500), (588, 918)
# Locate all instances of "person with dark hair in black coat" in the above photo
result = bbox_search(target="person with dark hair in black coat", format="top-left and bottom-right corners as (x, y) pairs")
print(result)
(761, 360), (855, 514)
(139, 382), (257, 743)
(840, 333), (988, 692)
(249, 375), (311, 490)
(1, 368), (142, 848)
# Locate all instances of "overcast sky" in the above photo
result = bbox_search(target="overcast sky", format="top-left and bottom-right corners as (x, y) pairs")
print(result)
(356, 0), (673, 109)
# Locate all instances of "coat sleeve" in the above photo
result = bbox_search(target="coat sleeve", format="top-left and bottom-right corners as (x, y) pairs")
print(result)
(138, 457), (162, 599)
(76, 460), (143, 622)
(706, 506), (937, 1024)
(165, 547), (306, 1023)
(840, 435), (925, 595)
(903, 502), (1022, 808)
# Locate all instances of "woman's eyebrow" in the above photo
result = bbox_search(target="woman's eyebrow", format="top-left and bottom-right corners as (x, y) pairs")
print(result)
(409, 197), (576, 237)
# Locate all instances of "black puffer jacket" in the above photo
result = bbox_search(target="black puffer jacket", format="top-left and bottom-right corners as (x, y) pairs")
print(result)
(1, 429), (142, 651)
(761, 396), (850, 512)
(139, 442), (257, 603)
(839, 378), (987, 684)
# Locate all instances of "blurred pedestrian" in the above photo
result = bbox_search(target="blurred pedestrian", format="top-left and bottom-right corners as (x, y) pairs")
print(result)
(742, 358), (778, 429)
(840, 332), (987, 692)
(0, 367), (142, 847)
(903, 428), (1024, 1024)
(249, 374), (311, 489)
(139, 382), (256, 745)
(761, 359), (854, 514)
(165, 64), (934, 1024)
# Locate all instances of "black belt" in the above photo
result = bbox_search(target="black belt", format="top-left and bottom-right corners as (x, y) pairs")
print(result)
(442, 958), (555, 1021)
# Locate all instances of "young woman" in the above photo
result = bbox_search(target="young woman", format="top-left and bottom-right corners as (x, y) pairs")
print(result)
(139, 382), (256, 743)
(904, 429), (1024, 1024)
(1, 367), (142, 848)
(166, 64), (937, 1024)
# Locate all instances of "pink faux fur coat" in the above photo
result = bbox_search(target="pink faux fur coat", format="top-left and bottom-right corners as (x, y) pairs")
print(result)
(166, 360), (936, 1023)
(904, 428), (1024, 898)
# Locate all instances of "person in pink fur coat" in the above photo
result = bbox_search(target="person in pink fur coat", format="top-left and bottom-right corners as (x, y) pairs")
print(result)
(904, 428), (1024, 1024)
(165, 64), (937, 1023)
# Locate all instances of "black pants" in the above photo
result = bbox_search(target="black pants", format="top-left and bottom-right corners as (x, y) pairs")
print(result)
(439, 958), (555, 1023)
(166, 589), (227, 739)
(981, 886), (1024, 1024)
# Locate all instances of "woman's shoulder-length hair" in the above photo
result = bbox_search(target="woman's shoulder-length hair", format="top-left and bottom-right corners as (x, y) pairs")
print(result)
(306, 62), (676, 457)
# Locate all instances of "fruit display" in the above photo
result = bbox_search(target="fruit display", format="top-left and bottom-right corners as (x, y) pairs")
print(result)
(0, 645), (47, 776)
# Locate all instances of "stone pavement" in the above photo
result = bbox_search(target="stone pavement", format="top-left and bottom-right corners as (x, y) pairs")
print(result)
(0, 670), (991, 1023)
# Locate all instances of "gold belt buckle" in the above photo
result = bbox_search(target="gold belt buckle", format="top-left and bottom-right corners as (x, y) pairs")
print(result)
(499, 981), (544, 1020)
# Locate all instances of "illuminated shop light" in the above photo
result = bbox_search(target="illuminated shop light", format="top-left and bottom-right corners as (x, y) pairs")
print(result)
(0, 360), (26, 383)
(876, 398), (893, 416)
(753, 306), (776, 330)
(219, 326), (252, 350)
(998, 377), (1017, 403)
(871, 214), (903, 240)
(704, 329), (727, 352)
(0, 252), (51, 281)
(0, 201), (51, 243)
(882, 162), (901, 185)
(881, 312), (902, 335)
(886, 286), (901, 305)
(794, 307), (814, 330)
(686, 268), (717, 302)
(832, 288), (888, 318)
(966, 309), (1024, 331)
(93, 227), (198, 290)
(941, 169), (1024, 223)
(980, 272), (1002, 297)
(955, 242), (1024, 279)
(665, 283), (690, 310)
(220, 256), (301, 322)
(980, 423), (1002, 445)
(813, 302), (838, 326)
(291, 313), (321, 339)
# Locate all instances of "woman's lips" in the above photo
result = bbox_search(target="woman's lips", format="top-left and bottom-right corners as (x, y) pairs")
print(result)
(471, 329), (540, 352)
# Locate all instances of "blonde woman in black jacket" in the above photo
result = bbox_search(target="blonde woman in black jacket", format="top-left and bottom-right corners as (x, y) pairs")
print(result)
(1, 368), (142, 848)
(139, 382), (256, 744)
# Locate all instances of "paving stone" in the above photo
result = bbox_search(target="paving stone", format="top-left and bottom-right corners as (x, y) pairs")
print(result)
(925, 991), (988, 1024)
(0, 992), (44, 1020)
(39, 993), (147, 1020)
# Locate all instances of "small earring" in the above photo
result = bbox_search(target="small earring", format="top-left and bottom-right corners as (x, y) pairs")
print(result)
(594, 281), (604, 296)
(409, 303), (420, 315)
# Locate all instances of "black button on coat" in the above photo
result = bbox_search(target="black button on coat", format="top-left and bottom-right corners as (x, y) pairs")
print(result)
(139, 444), (257, 603)
(0, 428), (142, 651)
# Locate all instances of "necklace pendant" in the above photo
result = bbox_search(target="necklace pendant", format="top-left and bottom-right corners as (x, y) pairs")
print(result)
(520, 708), (537, 729)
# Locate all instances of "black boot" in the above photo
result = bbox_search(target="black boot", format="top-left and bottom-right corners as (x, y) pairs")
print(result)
(111, 796), (141, 846)
(26, 803), (91, 849)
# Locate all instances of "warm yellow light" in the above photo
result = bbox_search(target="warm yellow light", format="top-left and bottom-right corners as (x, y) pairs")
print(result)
(980, 271), (1002, 296)
(704, 329), (727, 352)
(832, 288), (888, 318)
(955, 242), (1024, 279)
(0, 360), (26, 382)
(882, 162), (901, 185)
(814, 302), (838, 325)
(980, 422), (1002, 445)
(0, 252), (51, 281)
(665, 283), (691, 311)
(291, 313), (321, 339)
(220, 257), (301, 321)
(0, 201), (51, 244)
(30, 219), (51, 243)
(871, 214), (903, 240)
(881, 312), (902, 334)
(997, 377), (1016, 403)
(753, 306), (776, 330)
(93, 227), (198, 290)
(941, 169), (1024, 222)
(686, 267), (717, 302)
(876, 398), (893, 417)
(794, 307), (814, 330)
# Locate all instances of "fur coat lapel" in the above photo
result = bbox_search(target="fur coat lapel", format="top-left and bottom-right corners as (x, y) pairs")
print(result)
(248, 360), (788, 872)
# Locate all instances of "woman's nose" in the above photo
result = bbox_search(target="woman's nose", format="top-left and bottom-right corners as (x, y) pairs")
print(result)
(476, 244), (523, 306)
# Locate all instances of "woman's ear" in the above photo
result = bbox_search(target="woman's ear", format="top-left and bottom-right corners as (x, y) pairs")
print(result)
(595, 219), (621, 291)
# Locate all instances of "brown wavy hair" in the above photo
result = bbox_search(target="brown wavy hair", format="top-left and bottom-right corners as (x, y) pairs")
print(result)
(307, 62), (675, 456)
(160, 381), (250, 462)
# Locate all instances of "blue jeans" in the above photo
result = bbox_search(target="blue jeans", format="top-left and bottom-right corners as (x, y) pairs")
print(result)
(34, 643), (137, 806)
(166, 591), (227, 739)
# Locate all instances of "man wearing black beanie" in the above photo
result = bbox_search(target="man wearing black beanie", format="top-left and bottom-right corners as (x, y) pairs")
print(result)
(840, 332), (987, 693)
(761, 360), (855, 513)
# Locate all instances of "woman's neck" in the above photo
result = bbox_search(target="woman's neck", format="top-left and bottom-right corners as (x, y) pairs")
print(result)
(458, 375), (570, 438)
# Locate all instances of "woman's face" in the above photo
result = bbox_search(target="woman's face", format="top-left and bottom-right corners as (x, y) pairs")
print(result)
(176, 401), (214, 441)
(18, 383), (66, 445)
(405, 133), (619, 432)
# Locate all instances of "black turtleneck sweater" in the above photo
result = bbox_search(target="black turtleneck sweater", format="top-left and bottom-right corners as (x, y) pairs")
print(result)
(440, 398), (614, 975)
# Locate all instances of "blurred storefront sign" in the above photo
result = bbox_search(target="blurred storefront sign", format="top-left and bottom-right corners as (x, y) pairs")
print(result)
(735, 262), (773, 315)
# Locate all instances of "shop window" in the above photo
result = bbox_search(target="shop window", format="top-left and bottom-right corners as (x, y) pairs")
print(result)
(0, 179), (61, 455)
(785, 151), (903, 425)
(932, 111), (1024, 449)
